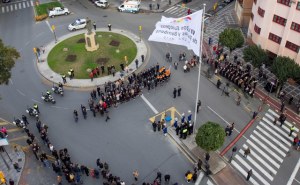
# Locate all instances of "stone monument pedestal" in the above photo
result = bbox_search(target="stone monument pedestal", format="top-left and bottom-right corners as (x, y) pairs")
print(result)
(85, 32), (99, 52)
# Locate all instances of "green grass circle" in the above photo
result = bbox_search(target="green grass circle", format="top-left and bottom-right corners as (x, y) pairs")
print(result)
(47, 32), (137, 79)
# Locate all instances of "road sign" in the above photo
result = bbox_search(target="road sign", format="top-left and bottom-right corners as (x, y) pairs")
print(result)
(139, 26), (142, 31)
(149, 107), (181, 126)
(51, 25), (56, 31)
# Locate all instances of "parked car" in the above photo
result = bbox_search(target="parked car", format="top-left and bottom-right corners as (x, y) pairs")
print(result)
(68, 19), (87, 31)
(118, 0), (140, 13)
(49, 7), (70, 18)
(95, 0), (109, 8)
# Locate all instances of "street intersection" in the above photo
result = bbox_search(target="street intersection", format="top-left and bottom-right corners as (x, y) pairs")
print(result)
(1, 0), (300, 185)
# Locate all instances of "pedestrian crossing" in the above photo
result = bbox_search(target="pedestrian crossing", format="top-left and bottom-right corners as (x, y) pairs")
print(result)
(231, 109), (298, 185)
(0, 0), (33, 14)
(0, 119), (28, 147)
(164, 5), (195, 17)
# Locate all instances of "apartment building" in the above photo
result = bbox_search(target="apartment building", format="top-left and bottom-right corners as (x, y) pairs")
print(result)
(242, 0), (300, 64)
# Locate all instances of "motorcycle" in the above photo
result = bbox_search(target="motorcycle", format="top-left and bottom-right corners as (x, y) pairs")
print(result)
(41, 93), (56, 104)
(26, 107), (39, 118)
(52, 85), (64, 96)
(13, 117), (25, 128)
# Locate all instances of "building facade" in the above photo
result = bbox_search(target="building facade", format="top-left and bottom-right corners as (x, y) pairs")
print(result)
(247, 0), (300, 64)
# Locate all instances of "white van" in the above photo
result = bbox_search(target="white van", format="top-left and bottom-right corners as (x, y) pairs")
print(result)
(118, 0), (140, 13)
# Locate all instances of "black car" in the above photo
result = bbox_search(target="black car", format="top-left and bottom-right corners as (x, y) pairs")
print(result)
(2, 0), (11, 3)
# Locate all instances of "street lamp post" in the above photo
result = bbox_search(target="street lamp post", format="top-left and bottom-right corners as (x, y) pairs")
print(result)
(51, 25), (57, 43)
(193, 3), (206, 134)
(138, 25), (142, 42)
(33, 47), (40, 63)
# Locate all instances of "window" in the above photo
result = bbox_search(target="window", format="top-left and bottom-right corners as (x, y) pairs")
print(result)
(258, 7), (265, 17)
(251, 12), (254, 20)
(297, 2), (300, 10)
(254, 24), (261, 34)
(291, 22), (300, 32)
(273, 15), (287, 26)
(268, 33), (282, 44)
(277, 0), (291, 7)
(285, 41), (300, 53)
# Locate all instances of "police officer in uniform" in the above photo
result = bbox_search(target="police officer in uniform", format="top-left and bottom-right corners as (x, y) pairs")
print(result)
(33, 103), (39, 113)
(62, 74), (67, 84)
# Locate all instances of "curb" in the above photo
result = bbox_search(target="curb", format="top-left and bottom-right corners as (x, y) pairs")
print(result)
(36, 28), (149, 88)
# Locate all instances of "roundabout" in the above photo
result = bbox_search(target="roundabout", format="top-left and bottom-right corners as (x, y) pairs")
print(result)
(37, 28), (147, 87)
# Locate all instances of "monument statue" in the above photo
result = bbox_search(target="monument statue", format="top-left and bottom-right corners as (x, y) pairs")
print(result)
(84, 17), (99, 51)
(86, 17), (93, 35)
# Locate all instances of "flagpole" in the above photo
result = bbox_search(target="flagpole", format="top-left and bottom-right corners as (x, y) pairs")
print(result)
(193, 3), (206, 134)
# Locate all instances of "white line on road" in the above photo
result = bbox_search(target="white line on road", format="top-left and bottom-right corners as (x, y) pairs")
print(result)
(18, 3), (22, 9)
(6, 6), (9, 12)
(287, 157), (300, 185)
(30, 0), (33, 6)
(1, 7), (4, 13)
(51, 105), (69, 109)
(16, 89), (25, 96)
(26, 1), (29, 7)
(10, 5), (13, 11)
(22, 2), (26, 8)
(140, 94), (158, 114)
(195, 171), (204, 185)
(31, 99), (42, 104)
(45, 20), (54, 33)
(15, 4), (17, 10)
(207, 106), (247, 139)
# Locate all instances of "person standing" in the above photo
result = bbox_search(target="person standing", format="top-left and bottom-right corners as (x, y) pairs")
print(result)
(93, 22), (96, 30)
(280, 102), (285, 112)
(197, 100), (201, 113)
(181, 113), (185, 123)
(157, 3), (160, 9)
(141, 55), (144, 62)
(62, 74), (67, 84)
(173, 88), (177, 98)
(105, 110), (110, 122)
(156, 171), (162, 182)
(244, 148), (250, 158)
(133, 170), (139, 181)
(174, 62), (178, 70)
(89, 72), (94, 81)
(187, 110), (192, 122)
(290, 126), (296, 136)
(152, 121), (157, 132)
(135, 59), (139, 69)
(164, 174), (171, 183)
(177, 86), (181, 97)
(246, 169), (252, 181)
(108, 23), (112, 31)
(8, 179), (14, 185)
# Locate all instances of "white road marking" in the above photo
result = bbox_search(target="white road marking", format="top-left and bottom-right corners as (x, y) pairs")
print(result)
(16, 89), (25, 96)
(238, 149), (274, 181)
(259, 121), (291, 146)
(26, 1), (29, 7)
(235, 155), (270, 185)
(30, 0), (33, 6)
(45, 20), (54, 33)
(268, 109), (299, 131)
(6, 6), (9, 12)
(10, 5), (13, 11)
(263, 116), (293, 141)
(250, 134), (283, 163)
(1, 7), (4, 13)
(207, 180), (214, 185)
(18, 3), (22, 9)
(165, 6), (176, 13)
(51, 106), (69, 109)
(195, 171), (204, 185)
(140, 94), (158, 114)
(287, 157), (300, 185)
(246, 140), (280, 168)
(231, 160), (260, 185)
(207, 106), (247, 139)
(31, 99), (42, 104)
(22, 2), (26, 8)
(242, 144), (277, 175)
(256, 125), (289, 152)
(15, 4), (17, 10)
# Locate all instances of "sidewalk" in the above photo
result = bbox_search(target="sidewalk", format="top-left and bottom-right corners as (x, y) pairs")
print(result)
(37, 28), (148, 88)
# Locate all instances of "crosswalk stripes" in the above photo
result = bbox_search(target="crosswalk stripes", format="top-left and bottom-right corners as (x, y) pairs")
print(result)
(0, 119), (28, 147)
(0, 0), (33, 14)
(232, 109), (297, 185)
(164, 5), (196, 17)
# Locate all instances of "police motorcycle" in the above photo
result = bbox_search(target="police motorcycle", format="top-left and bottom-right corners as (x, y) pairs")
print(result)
(26, 107), (39, 118)
(52, 85), (64, 96)
(41, 91), (56, 104)
(13, 117), (26, 128)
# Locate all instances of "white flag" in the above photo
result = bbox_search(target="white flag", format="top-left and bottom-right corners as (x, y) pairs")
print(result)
(148, 10), (203, 56)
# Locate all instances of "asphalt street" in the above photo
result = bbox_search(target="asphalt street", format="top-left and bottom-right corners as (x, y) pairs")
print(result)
(1, 0), (300, 185)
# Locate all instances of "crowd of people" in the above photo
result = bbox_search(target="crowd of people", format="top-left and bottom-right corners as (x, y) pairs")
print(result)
(217, 61), (257, 97)
(74, 64), (171, 121)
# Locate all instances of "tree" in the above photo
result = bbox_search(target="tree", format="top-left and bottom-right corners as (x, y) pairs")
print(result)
(0, 39), (20, 85)
(195, 121), (225, 153)
(219, 28), (244, 54)
(271, 56), (300, 94)
(243, 45), (269, 68)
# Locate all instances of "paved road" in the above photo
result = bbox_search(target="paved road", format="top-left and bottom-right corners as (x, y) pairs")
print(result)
(1, 0), (299, 185)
